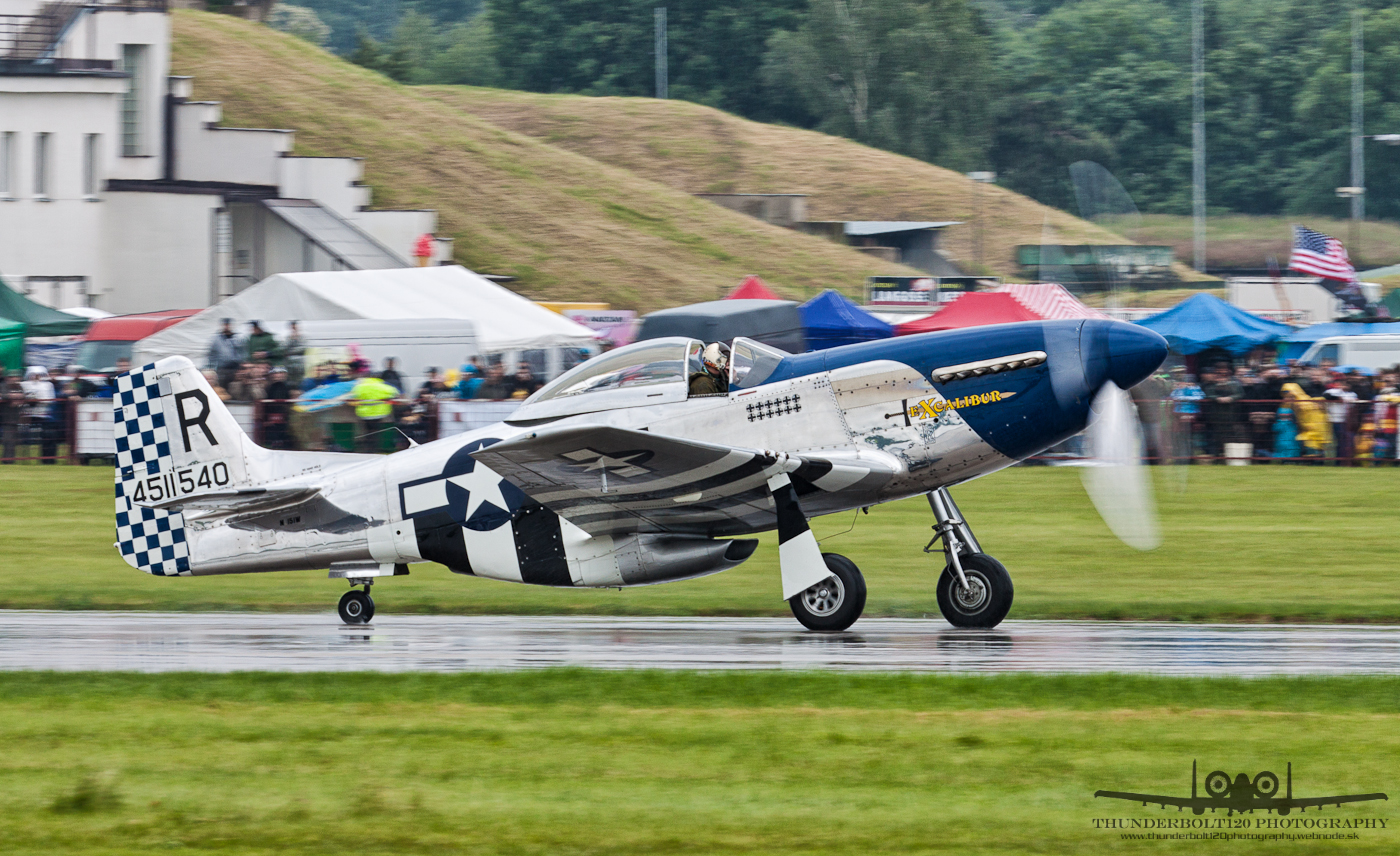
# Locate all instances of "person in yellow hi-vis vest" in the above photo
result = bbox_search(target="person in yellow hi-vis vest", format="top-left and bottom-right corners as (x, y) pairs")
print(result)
(351, 374), (401, 453)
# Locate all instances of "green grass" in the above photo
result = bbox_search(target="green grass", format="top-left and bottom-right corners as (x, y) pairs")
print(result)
(3, 465), (1399, 622)
(1, 671), (1396, 855)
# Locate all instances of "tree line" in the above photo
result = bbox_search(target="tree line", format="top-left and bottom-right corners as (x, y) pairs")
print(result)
(277, 0), (1400, 221)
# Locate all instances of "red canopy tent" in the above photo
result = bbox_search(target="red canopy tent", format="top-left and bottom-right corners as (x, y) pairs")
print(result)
(726, 275), (782, 300)
(894, 292), (1043, 335)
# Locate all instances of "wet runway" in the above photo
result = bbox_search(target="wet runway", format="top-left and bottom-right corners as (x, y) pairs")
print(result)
(0, 611), (1397, 675)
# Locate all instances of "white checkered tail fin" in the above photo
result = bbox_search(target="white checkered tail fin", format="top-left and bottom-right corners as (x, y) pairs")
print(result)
(113, 356), (262, 576)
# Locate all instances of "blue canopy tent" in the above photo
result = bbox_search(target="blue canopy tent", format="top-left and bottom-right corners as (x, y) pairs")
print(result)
(1280, 321), (1400, 361)
(800, 290), (893, 351)
(1135, 293), (1292, 355)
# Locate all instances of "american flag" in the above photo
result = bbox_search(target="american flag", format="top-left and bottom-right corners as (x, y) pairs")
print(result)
(1289, 225), (1355, 282)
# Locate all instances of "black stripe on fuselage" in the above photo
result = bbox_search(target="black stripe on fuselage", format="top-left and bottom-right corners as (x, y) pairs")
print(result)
(512, 503), (572, 586)
(412, 510), (472, 575)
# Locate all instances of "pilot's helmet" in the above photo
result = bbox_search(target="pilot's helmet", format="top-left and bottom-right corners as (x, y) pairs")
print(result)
(702, 342), (730, 375)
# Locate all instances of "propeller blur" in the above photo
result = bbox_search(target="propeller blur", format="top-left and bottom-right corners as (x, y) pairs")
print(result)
(111, 319), (1167, 631)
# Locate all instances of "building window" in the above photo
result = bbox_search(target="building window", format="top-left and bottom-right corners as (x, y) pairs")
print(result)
(83, 134), (100, 198)
(121, 44), (147, 156)
(34, 133), (49, 199)
(0, 132), (12, 198)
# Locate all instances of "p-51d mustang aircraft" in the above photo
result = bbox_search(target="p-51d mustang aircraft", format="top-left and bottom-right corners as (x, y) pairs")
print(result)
(112, 318), (1167, 630)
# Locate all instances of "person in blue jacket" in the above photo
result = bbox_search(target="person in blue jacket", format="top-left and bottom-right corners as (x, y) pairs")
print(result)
(1272, 404), (1301, 460)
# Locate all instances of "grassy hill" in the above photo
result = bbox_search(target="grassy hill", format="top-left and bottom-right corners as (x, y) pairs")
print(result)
(171, 12), (1202, 311)
(422, 86), (1211, 286)
(171, 11), (929, 311)
(1132, 213), (1400, 272)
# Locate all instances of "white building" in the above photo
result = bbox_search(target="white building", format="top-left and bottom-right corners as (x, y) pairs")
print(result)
(0, 0), (447, 313)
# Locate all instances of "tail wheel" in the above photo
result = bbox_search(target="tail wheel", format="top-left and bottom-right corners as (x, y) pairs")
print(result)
(338, 589), (375, 625)
(936, 553), (1013, 629)
(788, 553), (867, 632)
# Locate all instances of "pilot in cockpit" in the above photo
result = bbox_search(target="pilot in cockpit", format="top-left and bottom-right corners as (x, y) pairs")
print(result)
(689, 342), (730, 397)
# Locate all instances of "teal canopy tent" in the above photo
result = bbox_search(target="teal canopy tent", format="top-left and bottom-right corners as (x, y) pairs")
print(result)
(0, 316), (23, 375)
(0, 277), (91, 337)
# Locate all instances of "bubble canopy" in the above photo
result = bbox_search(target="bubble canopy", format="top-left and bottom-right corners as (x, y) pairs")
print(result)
(510, 338), (702, 421)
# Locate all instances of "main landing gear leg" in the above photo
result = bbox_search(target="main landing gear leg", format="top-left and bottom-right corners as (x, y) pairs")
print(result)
(926, 488), (1013, 629)
(769, 472), (867, 631)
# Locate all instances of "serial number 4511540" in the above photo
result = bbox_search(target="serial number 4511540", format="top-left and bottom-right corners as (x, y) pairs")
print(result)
(129, 462), (230, 503)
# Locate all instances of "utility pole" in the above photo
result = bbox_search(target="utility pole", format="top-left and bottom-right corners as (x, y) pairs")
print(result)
(1351, 8), (1364, 258)
(1191, 0), (1206, 273)
(654, 7), (668, 100)
(967, 171), (996, 269)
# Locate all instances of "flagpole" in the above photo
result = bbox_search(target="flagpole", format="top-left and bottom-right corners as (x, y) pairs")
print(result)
(1191, 0), (1206, 273)
(1351, 9), (1364, 261)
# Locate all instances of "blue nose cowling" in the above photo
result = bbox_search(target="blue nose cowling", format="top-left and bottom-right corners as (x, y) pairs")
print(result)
(1106, 322), (1169, 389)
(1081, 320), (1169, 391)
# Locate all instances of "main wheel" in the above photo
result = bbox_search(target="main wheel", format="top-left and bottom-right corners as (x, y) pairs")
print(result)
(788, 553), (867, 632)
(1204, 770), (1231, 798)
(338, 589), (375, 625)
(1253, 771), (1279, 798)
(936, 553), (1013, 629)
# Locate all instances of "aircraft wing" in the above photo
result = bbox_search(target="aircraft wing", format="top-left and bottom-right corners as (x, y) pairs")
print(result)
(1094, 791), (1196, 809)
(1095, 791), (1388, 812)
(1285, 794), (1388, 809)
(472, 425), (895, 536)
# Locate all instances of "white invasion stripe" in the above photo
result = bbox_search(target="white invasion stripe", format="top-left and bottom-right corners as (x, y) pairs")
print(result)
(811, 465), (869, 492)
(401, 479), (448, 516)
(779, 530), (833, 600)
(464, 523), (523, 583)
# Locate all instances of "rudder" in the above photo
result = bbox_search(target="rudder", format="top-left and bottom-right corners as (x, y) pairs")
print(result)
(112, 357), (258, 576)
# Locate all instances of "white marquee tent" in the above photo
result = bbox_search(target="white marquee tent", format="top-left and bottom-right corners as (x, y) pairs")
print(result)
(134, 266), (599, 375)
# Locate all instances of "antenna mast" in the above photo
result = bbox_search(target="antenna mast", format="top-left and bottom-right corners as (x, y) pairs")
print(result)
(654, 7), (669, 100)
(1191, 0), (1206, 272)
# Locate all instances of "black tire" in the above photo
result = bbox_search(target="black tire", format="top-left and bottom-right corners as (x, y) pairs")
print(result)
(1253, 771), (1279, 798)
(788, 553), (867, 632)
(338, 589), (374, 625)
(936, 553), (1013, 629)
(1205, 770), (1231, 798)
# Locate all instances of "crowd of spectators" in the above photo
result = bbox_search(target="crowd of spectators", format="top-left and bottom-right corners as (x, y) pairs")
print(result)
(0, 318), (555, 461)
(1152, 355), (1400, 463)
(201, 319), (545, 453)
(1, 361), (136, 463)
